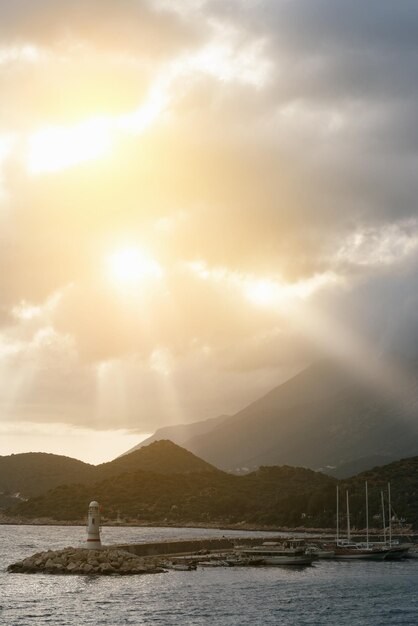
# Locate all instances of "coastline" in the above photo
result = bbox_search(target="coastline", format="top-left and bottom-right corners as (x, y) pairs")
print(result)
(0, 513), (333, 533)
(2, 515), (412, 536)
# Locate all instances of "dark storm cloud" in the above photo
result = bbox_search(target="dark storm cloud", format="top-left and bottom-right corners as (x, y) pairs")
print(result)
(203, 0), (418, 225)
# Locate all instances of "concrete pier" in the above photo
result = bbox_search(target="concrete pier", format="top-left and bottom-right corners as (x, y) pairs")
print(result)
(112, 536), (276, 558)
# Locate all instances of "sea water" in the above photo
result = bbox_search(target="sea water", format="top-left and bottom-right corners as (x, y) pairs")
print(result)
(1, 525), (418, 625)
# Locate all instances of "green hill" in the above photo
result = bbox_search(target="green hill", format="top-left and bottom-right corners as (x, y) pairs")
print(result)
(0, 441), (217, 501)
(9, 463), (336, 525)
(341, 457), (418, 530)
(5, 445), (418, 530)
(96, 440), (218, 479)
(0, 453), (95, 498)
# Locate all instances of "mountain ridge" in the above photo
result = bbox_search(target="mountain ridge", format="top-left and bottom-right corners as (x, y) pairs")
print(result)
(147, 357), (418, 475)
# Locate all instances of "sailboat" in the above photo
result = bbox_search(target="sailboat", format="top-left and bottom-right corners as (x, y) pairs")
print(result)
(332, 486), (389, 560)
(364, 483), (411, 560)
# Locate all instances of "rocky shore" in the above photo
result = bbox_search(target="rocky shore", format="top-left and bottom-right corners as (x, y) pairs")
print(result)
(7, 547), (165, 575)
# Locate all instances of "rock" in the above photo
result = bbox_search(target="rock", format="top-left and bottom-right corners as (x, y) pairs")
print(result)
(82, 564), (94, 574)
(99, 563), (115, 574)
(119, 564), (132, 574)
(7, 546), (166, 576)
(66, 562), (78, 573)
(88, 549), (100, 557)
(7, 562), (23, 572)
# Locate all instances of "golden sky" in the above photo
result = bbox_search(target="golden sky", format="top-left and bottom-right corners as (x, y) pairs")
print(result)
(1, 0), (418, 463)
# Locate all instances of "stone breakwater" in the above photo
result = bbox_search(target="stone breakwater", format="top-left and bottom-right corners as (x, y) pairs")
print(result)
(7, 547), (165, 575)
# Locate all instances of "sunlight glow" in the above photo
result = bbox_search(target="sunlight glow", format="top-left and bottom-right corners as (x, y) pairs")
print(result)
(118, 80), (169, 134)
(245, 273), (340, 307)
(246, 279), (282, 306)
(24, 34), (268, 176)
(0, 420), (148, 465)
(26, 85), (167, 175)
(107, 247), (164, 287)
(28, 117), (113, 174)
(187, 260), (339, 308)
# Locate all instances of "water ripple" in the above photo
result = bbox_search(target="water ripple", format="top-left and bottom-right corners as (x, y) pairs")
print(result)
(2, 526), (418, 625)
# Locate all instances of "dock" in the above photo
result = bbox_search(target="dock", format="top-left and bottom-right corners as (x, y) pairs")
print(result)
(111, 536), (269, 557)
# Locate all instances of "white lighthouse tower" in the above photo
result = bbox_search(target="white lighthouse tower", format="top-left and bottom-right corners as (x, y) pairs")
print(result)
(86, 501), (102, 549)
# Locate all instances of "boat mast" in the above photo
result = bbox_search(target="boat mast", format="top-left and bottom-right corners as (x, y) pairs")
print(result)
(381, 490), (387, 543)
(388, 482), (392, 547)
(336, 485), (339, 544)
(365, 481), (369, 549)
(346, 490), (351, 542)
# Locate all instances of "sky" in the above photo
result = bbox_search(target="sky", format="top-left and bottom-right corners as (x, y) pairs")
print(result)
(1, 0), (418, 463)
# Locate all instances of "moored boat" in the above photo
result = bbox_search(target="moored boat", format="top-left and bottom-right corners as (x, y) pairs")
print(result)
(405, 546), (418, 559)
(306, 544), (335, 559)
(333, 485), (389, 560)
(384, 544), (411, 560)
(332, 540), (389, 561)
(364, 541), (411, 560)
(378, 484), (411, 559)
(239, 539), (315, 566)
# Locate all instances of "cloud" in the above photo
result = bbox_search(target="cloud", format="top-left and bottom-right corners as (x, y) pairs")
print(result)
(0, 0), (418, 441)
(0, 0), (202, 56)
(0, 0), (207, 132)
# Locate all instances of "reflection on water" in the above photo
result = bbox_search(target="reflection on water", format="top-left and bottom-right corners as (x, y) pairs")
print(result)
(2, 525), (418, 625)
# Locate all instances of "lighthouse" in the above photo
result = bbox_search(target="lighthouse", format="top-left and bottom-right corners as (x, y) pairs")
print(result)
(86, 501), (102, 549)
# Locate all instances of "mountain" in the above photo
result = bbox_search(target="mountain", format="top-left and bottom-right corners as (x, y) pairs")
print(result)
(0, 441), (217, 501)
(324, 454), (399, 479)
(135, 357), (418, 474)
(8, 451), (418, 530)
(123, 415), (229, 455)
